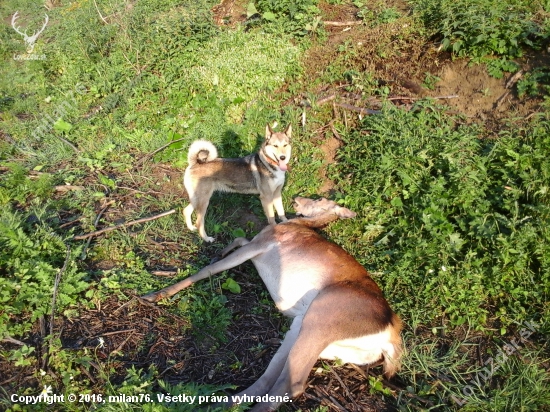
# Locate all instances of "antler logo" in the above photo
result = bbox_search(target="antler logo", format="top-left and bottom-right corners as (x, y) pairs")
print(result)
(11, 11), (49, 53)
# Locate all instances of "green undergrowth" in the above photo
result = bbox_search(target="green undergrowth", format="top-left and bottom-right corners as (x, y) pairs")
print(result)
(329, 105), (550, 331)
(411, 0), (550, 59)
(1, 0), (550, 410)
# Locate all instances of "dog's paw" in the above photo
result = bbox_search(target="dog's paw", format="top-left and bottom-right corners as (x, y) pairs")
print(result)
(203, 236), (215, 243)
(187, 224), (198, 232)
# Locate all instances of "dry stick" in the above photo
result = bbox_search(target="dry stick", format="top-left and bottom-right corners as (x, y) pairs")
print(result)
(110, 332), (134, 355)
(50, 246), (71, 337)
(388, 94), (459, 101)
(93, 0), (109, 24)
(1, 336), (25, 346)
(334, 102), (381, 115)
(329, 121), (343, 142)
(328, 365), (360, 410)
(317, 94), (336, 105)
(90, 329), (137, 340)
(54, 185), (85, 192)
(506, 70), (524, 89)
(73, 209), (176, 240)
(138, 137), (187, 164)
(42, 246), (71, 370)
(81, 201), (113, 259)
(56, 135), (79, 153)
(323, 20), (363, 26)
(151, 270), (178, 276)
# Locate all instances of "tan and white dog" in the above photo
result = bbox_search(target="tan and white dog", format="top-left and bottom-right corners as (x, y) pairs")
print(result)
(183, 125), (292, 242)
(143, 197), (403, 411)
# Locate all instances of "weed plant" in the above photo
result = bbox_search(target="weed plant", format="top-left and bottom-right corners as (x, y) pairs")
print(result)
(411, 0), (549, 59)
(330, 105), (549, 330)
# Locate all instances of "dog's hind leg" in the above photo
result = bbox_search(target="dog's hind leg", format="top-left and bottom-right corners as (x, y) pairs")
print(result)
(183, 203), (196, 231)
(249, 284), (401, 412)
(141, 239), (269, 302)
(193, 188), (215, 242)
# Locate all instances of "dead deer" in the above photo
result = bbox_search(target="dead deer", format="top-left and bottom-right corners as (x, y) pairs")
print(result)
(142, 197), (403, 411)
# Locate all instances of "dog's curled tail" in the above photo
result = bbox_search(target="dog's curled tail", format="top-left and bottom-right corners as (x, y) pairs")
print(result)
(187, 140), (218, 167)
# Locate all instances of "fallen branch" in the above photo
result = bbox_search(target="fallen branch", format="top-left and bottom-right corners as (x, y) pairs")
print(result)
(1, 336), (26, 346)
(54, 185), (84, 192)
(329, 121), (343, 142)
(56, 135), (79, 153)
(328, 365), (360, 410)
(42, 246), (71, 371)
(93, 0), (109, 24)
(323, 20), (362, 27)
(506, 70), (524, 89)
(316, 94), (336, 105)
(388, 94), (459, 101)
(138, 137), (187, 164)
(73, 209), (176, 240)
(81, 201), (113, 259)
(50, 246), (71, 337)
(151, 270), (178, 277)
(334, 102), (381, 115)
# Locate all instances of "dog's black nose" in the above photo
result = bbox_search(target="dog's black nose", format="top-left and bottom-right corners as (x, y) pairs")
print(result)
(280, 155), (286, 160)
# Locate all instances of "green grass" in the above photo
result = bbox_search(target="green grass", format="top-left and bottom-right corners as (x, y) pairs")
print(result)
(1, 0), (549, 411)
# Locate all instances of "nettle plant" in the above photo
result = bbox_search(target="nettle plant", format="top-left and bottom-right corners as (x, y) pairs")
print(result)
(330, 105), (550, 330)
(412, 0), (548, 60)
(0, 166), (89, 340)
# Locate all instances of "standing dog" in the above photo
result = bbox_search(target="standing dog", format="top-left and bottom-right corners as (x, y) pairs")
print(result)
(183, 125), (292, 242)
(143, 198), (403, 411)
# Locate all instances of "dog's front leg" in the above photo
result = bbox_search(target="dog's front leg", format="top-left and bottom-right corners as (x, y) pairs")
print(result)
(141, 240), (266, 302)
(260, 193), (277, 225)
(273, 185), (287, 222)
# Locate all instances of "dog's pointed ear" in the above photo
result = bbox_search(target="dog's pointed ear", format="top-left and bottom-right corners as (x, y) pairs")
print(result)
(265, 124), (274, 140)
(284, 124), (292, 138)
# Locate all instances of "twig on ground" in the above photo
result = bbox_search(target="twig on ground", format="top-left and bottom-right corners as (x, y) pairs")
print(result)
(81, 201), (113, 259)
(151, 270), (179, 276)
(93, 0), (109, 24)
(388, 94), (459, 101)
(50, 246), (71, 337)
(56, 135), (79, 153)
(495, 91), (511, 109)
(110, 332), (134, 355)
(317, 94), (336, 105)
(54, 185), (85, 192)
(42, 246), (71, 371)
(73, 209), (176, 240)
(1, 336), (25, 346)
(329, 121), (343, 142)
(323, 20), (363, 27)
(328, 365), (360, 410)
(138, 137), (187, 164)
(334, 102), (381, 115)
(506, 70), (524, 89)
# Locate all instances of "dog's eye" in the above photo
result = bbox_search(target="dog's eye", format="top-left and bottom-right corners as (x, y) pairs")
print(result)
(273, 145), (278, 148)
